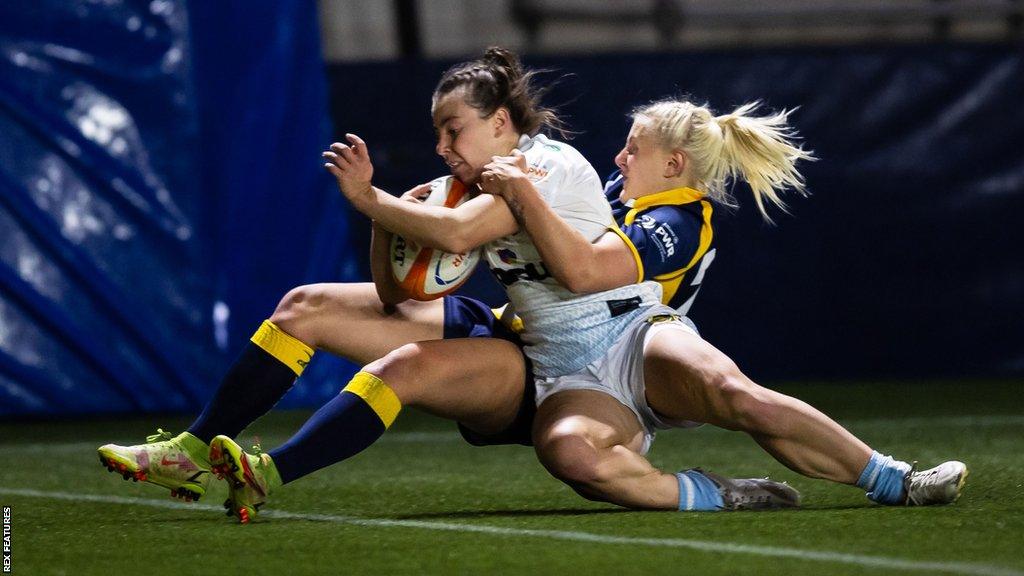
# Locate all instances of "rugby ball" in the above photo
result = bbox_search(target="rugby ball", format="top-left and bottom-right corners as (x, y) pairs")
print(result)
(390, 177), (482, 301)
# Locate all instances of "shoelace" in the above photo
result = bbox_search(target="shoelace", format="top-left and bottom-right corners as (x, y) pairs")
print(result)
(902, 461), (919, 504)
(146, 428), (174, 443)
(909, 467), (947, 487)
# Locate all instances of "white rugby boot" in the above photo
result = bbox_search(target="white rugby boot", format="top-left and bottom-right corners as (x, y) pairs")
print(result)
(904, 461), (968, 506)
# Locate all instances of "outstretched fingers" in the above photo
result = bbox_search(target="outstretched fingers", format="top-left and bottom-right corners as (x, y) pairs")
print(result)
(327, 142), (357, 165)
(346, 132), (367, 153)
(322, 150), (350, 181)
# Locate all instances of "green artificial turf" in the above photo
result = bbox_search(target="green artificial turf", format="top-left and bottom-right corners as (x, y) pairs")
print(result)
(1, 380), (1021, 576)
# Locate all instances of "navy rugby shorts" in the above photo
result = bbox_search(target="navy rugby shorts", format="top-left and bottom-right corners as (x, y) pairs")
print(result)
(443, 295), (535, 447)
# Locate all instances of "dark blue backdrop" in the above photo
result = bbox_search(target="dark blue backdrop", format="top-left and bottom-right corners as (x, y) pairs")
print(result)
(1, 0), (1021, 417)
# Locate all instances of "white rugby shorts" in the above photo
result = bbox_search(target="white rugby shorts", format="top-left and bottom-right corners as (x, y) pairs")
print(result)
(533, 304), (704, 454)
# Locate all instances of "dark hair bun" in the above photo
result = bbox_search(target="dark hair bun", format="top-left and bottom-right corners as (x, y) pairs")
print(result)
(433, 46), (569, 138)
(482, 47), (523, 80)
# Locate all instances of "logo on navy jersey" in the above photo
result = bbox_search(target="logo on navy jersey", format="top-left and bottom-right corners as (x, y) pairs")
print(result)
(638, 215), (658, 230)
(654, 224), (677, 257)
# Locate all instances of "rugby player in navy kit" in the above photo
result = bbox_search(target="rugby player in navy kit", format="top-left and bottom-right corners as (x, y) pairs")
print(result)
(472, 100), (965, 511)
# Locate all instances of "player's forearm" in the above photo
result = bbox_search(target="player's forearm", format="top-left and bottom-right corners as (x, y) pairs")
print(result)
(369, 223), (410, 305)
(506, 179), (605, 293)
(354, 187), (466, 253)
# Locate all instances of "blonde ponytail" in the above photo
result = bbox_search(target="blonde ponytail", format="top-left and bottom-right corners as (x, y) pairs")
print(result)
(633, 100), (815, 222)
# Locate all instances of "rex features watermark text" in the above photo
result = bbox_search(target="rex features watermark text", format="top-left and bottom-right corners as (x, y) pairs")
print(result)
(3, 506), (11, 573)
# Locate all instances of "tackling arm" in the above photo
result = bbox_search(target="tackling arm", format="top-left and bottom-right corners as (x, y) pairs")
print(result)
(484, 161), (638, 294)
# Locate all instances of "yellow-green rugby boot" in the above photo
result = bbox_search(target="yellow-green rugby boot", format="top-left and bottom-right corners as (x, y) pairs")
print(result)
(97, 429), (211, 501)
(209, 435), (283, 524)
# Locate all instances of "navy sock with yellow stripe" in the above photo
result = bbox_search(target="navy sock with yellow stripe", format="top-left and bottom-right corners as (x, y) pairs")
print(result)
(187, 320), (314, 443)
(269, 371), (401, 484)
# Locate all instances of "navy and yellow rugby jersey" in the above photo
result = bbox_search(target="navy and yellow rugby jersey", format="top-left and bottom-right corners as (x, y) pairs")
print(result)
(604, 170), (716, 314)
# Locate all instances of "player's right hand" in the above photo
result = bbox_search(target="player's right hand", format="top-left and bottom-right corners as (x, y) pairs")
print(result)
(323, 133), (375, 208)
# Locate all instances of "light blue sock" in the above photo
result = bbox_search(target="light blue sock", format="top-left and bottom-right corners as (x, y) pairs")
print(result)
(857, 451), (912, 505)
(676, 470), (725, 511)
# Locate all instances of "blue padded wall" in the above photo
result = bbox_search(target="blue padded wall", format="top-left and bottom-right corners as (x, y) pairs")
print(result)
(0, 1), (358, 416)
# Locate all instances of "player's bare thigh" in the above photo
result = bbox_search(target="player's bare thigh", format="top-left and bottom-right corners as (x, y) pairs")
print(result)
(269, 282), (444, 365)
(642, 327), (765, 430)
(364, 338), (527, 434)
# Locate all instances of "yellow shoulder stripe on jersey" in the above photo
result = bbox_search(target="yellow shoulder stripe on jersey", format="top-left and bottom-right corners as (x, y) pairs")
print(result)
(343, 371), (402, 428)
(607, 223), (644, 284)
(623, 187), (704, 225)
(684, 199), (715, 273)
(251, 320), (315, 377)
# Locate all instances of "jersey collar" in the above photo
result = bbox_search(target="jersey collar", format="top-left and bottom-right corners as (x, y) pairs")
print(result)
(624, 187), (705, 224)
(516, 133), (537, 153)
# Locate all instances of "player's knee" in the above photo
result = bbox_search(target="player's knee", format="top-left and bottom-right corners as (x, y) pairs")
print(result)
(714, 371), (779, 433)
(535, 427), (604, 488)
(270, 285), (324, 334)
(362, 343), (429, 405)
(542, 440), (601, 487)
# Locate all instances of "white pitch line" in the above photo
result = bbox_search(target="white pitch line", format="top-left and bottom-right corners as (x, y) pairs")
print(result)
(0, 487), (1020, 576)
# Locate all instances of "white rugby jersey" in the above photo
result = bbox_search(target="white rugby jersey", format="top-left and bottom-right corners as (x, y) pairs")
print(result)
(484, 133), (611, 314)
(481, 134), (662, 377)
